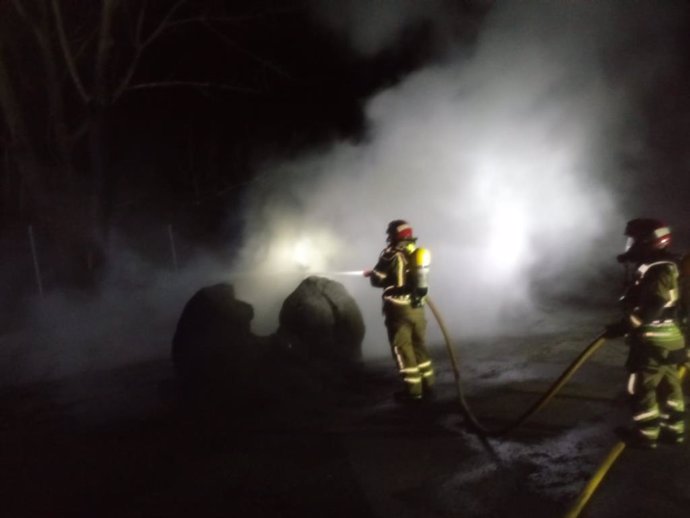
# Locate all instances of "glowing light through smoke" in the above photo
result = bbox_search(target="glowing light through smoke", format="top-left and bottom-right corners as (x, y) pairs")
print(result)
(262, 229), (341, 275)
(292, 238), (314, 269)
(485, 201), (530, 279)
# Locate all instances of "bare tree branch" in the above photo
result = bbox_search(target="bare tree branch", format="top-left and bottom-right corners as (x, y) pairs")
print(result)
(203, 20), (294, 82)
(11, 0), (49, 52)
(140, 0), (187, 49)
(126, 80), (261, 95)
(112, 1), (307, 101)
(93, 0), (116, 103)
(0, 41), (25, 141)
(122, 0), (147, 44)
(10, 0), (30, 22)
(113, 0), (186, 101)
(135, 0), (148, 45)
(71, 28), (99, 71)
(10, 0), (75, 170)
(162, 4), (308, 30)
(69, 120), (90, 143)
(50, 0), (90, 103)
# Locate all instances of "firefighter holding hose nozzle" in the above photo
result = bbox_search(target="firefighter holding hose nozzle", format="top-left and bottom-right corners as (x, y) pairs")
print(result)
(364, 220), (435, 405)
(605, 218), (686, 449)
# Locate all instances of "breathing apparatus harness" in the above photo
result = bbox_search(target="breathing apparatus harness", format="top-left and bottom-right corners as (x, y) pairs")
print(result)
(371, 220), (431, 309)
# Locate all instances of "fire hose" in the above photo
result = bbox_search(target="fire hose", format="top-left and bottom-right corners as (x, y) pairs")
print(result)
(424, 293), (688, 517)
(349, 268), (608, 436)
(426, 297), (608, 437)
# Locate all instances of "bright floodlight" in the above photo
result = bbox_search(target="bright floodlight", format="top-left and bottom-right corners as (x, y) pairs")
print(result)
(293, 238), (315, 270)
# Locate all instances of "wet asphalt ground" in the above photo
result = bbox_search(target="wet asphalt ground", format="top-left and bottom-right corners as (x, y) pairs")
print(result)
(1, 326), (688, 518)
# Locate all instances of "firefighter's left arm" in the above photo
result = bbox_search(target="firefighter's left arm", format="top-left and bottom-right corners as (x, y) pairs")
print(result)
(368, 269), (386, 287)
(634, 265), (676, 325)
(381, 252), (408, 297)
(367, 252), (389, 288)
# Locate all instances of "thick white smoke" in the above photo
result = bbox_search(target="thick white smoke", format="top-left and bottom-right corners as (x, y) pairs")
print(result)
(6, 1), (688, 386)
(0, 236), (232, 387)
(232, 0), (690, 357)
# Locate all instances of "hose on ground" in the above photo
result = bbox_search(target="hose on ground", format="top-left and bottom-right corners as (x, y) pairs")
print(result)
(426, 297), (608, 438)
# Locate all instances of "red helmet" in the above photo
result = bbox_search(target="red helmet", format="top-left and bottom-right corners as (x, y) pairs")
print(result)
(386, 220), (415, 243)
(618, 218), (671, 262)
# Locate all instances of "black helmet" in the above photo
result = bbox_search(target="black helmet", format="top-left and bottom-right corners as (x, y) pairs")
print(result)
(617, 218), (671, 263)
(386, 220), (415, 243)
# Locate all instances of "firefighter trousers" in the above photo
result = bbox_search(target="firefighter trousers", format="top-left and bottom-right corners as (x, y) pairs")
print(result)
(384, 302), (435, 398)
(629, 361), (685, 442)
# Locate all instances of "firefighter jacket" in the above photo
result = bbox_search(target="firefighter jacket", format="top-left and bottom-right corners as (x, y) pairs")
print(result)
(369, 241), (428, 307)
(678, 256), (690, 339)
(620, 256), (686, 370)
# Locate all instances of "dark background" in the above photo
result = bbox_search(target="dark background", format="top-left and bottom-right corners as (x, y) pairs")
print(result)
(1, 0), (448, 240)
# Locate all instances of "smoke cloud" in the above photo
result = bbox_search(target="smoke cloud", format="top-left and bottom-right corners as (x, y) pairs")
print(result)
(0, 234), (232, 387)
(233, 0), (690, 357)
(4, 1), (690, 386)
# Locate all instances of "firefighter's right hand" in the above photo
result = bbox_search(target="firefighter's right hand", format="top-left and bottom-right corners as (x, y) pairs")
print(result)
(363, 270), (373, 278)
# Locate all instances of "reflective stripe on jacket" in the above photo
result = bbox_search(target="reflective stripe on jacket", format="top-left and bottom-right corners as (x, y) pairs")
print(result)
(370, 243), (414, 305)
(624, 259), (685, 352)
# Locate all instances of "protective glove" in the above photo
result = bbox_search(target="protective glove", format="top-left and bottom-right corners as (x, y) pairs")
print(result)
(363, 270), (372, 278)
(604, 319), (629, 339)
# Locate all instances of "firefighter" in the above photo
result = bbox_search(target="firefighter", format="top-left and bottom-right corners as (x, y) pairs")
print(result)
(364, 220), (435, 404)
(605, 218), (686, 448)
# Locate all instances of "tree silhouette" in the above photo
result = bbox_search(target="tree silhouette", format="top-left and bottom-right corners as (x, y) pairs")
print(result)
(0, 0), (303, 285)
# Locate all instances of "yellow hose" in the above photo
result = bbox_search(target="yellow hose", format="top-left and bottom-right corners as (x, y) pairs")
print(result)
(426, 297), (608, 437)
(563, 363), (689, 518)
(425, 296), (688, 514)
(562, 442), (626, 518)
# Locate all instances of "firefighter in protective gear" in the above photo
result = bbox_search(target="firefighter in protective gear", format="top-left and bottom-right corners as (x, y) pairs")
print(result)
(606, 218), (686, 448)
(364, 220), (435, 403)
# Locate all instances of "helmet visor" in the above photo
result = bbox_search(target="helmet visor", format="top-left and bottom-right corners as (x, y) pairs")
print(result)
(624, 236), (635, 253)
